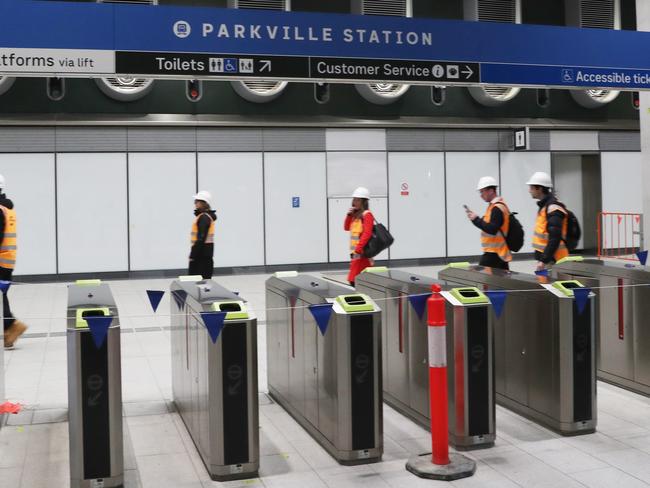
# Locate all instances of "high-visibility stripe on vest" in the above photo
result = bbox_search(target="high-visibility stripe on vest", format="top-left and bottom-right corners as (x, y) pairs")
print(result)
(0, 206), (16, 270)
(532, 204), (569, 262)
(191, 212), (215, 245)
(349, 216), (363, 254)
(480, 199), (512, 263)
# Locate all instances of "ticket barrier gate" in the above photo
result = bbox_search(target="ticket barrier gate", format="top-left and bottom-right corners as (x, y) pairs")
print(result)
(266, 272), (382, 464)
(170, 276), (259, 481)
(67, 280), (123, 488)
(439, 265), (596, 436)
(553, 256), (650, 396)
(354, 268), (495, 450)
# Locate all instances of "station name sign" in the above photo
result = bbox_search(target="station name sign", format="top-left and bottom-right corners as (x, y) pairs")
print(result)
(2, 1), (650, 90)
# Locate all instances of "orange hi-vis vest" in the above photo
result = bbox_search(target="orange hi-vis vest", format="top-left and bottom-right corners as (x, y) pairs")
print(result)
(480, 199), (512, 262)
(191, 212), (215, 245)
(0, 206), (16, 269)
(532, 203), (569, 262)
(349, 216), (363, 254)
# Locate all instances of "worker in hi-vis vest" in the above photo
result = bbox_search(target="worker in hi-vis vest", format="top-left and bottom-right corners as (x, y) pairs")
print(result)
(465, 176), (512, 270)
(527, 171), (569, 272)
(0, 175), (27, 349)
(344, 187), (375, 286)
(189, 190), (217, 280)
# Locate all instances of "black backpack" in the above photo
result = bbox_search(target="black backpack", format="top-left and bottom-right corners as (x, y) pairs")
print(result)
(495, 203), (524, 252)
(547, 202), (581, 251)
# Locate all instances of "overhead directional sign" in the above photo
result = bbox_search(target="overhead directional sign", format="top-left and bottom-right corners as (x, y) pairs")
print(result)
(2, 1), (650, 90)
(116, 50), (479, 84)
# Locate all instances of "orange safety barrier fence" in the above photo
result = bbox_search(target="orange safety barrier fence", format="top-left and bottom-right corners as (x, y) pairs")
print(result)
(597, 212), (644, 261)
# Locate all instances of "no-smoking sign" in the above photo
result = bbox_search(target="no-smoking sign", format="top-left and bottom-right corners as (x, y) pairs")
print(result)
(400, 182), (409, 196)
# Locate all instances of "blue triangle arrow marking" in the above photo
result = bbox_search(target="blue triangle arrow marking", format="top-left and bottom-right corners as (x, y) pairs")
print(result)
(574, 288), (591, 315)
(485, 291), (507, 318)
(0, 280), (11, 293)
(637, 250), (648, 266)
(200, 311), (227, 344)
(309, 303), (334, 335)
(408, 293), (431, 320)
(146, 290), (164, 313)
(172, 289), (188, 311)
(85, 315), (113, 349)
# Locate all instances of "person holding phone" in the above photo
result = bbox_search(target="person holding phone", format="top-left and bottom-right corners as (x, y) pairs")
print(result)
(344, 187), (375, 286)
(465, 176), (512, 270)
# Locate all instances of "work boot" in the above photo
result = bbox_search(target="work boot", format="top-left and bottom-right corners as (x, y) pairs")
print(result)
(4, 320), (27, 349)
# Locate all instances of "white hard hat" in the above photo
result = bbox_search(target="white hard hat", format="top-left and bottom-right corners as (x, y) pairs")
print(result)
(526, 171), (553, 188)
(193, 190), (212, 207)
(476, 176), (498, 191)
(352, 187), (370, 199)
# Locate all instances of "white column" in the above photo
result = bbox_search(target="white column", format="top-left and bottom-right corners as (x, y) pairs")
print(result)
(637, 0), (650, 248)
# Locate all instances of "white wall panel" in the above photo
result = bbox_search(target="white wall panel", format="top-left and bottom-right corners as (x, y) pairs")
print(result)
(327, 152), (387, 197)
(129, 153), (196, 271)
(265, 153), (327, 265)
(198, 153), (264, 267)
(328, 197), (389, 263)
(57, 153), (128, 273)
(388, 153), (446, 259)
(326, 129), (386, 151)
(0, 154), (56, 275)
(601, 152), (642, 213)
(550, 131), (599, 151)
(445, 153), (500, 257)
(553, 154), (584, 249)
(500, 152), (552, 253)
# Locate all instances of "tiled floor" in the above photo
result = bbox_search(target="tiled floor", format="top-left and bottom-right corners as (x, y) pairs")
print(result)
(2, 262), (650, 487)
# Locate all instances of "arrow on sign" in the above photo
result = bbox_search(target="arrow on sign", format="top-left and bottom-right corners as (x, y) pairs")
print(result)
(260, 60), (272, 72)
(462, 66), (474, 79)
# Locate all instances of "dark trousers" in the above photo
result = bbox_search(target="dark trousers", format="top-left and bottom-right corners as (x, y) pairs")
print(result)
(0, 267), (15, 330)
(189, 257), (214, 280)
(479, 252), (510, 270)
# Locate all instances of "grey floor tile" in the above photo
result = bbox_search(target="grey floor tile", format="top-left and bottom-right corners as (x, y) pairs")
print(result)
(31, 408), (68, 425)
(0, 467), (23, 488)
(136, 452), (203, 488)
(570, 467), (650, 488)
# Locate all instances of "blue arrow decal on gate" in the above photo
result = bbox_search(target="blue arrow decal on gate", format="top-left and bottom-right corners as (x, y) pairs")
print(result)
(308, 303), (333, 335)
(200, 311), (227, 344)
(637, 250), (648, 266)
(146, 290), (164, 313)
(172, 289), (188, 311)
(485, 291), (506, 318)
(574, 288), (591, 315)
(85, 315), (113, 349)
(408, 293), (430, 320)
(0, 281), (11, 293)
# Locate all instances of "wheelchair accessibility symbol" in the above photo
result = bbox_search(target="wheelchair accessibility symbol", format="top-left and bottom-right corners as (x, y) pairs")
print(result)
(562, 69), (574, 83)
(224, 58), (238, 73)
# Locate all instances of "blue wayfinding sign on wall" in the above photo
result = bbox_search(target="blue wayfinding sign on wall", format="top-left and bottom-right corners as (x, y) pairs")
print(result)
(3, 1), (650, 90)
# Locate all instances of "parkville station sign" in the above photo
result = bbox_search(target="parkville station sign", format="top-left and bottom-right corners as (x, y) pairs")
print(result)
(1, 1), (650, 90)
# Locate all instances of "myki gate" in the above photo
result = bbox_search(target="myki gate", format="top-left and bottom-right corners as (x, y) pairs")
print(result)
(67, 280), (123, 488)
